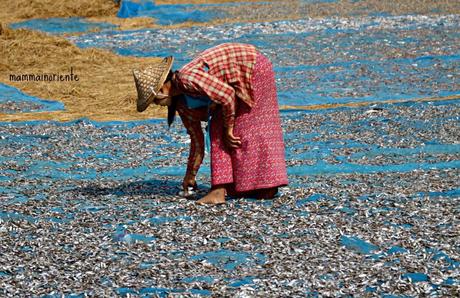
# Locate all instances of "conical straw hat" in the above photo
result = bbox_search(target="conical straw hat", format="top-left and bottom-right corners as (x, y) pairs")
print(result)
(133, 56), (174, 112)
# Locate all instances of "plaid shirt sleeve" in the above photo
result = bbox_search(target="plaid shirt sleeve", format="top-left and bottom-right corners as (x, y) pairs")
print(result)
(177, 104), (205, 177)
(176, 69), (236, 128)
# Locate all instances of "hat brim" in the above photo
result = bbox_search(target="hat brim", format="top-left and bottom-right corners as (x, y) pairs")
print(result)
(136, 56), (174, 112)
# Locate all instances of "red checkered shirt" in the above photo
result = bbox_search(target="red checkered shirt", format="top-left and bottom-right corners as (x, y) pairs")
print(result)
(173, 43), (258, 177)
(174, 43), (257, 129)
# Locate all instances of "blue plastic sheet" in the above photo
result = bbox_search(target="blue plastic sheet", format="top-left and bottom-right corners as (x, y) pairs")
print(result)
(282, 100), (460, 179)
(0, 83), (64, 113)
(116, 287), (211, 297)
(71, 17), (460, 106)
(117, 0), (225, 25)
(227, 276), (255, 288)
(116, 0), (334, 24)
(1, 100), (459, 189)
(401, 272), (429, 283)
(340, 235), (379, 254)
(10, 17), (116, 34)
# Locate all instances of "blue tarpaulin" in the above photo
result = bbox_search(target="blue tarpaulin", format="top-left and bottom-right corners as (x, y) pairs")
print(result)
(0, 83), (64, 114)
(117, 0), (224, 25)
(71, 17), (460, 106)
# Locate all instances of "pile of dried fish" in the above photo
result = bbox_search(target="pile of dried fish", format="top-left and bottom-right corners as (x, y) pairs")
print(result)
(0, 101), (44, 114)
(70, 14), (460, 108)
(1, 99), (459, 296)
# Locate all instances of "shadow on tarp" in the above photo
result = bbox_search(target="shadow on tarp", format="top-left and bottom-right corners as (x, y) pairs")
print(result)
(72, 178), (183, 197)
(0, 83), (64, 113)
(10, 17), (117, 34)
(117, 0), (226, 25)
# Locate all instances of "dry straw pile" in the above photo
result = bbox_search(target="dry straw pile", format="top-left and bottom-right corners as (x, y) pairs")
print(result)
(0, 0), (158, 31)
(0, 0), (118, 24)
(0, 26), (165, 122)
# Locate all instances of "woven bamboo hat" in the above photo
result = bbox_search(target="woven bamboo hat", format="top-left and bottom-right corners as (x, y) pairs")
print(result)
(133, 56), (174, 112)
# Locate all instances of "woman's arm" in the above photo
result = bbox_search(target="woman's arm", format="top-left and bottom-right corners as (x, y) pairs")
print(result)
(179, 112), (205, 188)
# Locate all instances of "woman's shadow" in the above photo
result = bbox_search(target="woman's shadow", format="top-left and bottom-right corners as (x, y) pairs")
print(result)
(73, 178), (210, 198)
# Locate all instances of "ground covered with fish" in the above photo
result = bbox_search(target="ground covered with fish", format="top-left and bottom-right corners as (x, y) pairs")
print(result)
(1, 0), (460, 296)
(1, 100), (459, 296)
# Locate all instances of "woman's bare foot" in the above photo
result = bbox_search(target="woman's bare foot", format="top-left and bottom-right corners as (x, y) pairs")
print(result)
(196, 187), (226, 205)
(256, 187), (278, 199)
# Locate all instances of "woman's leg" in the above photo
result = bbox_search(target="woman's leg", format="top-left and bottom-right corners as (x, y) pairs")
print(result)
(255, 187), (278, 199)
(200, 107), (234, 204)
(196, 185), (226, 205)
(205, 53), (288, 203)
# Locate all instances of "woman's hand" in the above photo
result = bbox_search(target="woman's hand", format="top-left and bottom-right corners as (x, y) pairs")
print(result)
(224, 126), (242, 149)
(182, 173), (197, 191)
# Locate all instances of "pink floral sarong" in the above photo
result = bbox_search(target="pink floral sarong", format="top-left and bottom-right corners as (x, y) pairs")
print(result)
(210, 52), (288, 193)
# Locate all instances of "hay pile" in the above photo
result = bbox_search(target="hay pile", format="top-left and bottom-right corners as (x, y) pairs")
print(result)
(0, 27), (166, 122)
(0, 0), (119, 25)
(0, 0), (157, 32)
